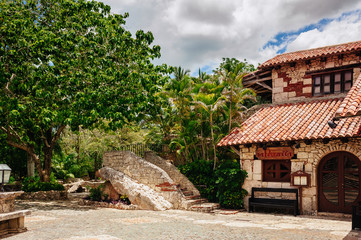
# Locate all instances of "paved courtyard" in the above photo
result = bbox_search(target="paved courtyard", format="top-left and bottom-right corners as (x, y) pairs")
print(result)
(7, 200), (356, 240)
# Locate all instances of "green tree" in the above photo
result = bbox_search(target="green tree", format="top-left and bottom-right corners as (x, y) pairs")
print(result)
(193, 93), (226, 169)
(0, 0), (168, 181)
(216, 58), (256, 132)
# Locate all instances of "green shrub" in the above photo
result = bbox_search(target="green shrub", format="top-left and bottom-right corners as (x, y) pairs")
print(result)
(22, 174), (65, 192)
(215, 160), (248, 209)
(178, 159), (248, 209)
(178, 160), (217, 202)
(88, 185), (108, 201)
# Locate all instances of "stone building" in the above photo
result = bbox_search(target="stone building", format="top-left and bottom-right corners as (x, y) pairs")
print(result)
(218, 40), (361, 215)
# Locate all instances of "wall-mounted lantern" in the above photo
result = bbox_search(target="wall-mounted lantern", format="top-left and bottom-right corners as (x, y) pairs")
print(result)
(291, 170), (310, 214)
(291, 170), (310, 187)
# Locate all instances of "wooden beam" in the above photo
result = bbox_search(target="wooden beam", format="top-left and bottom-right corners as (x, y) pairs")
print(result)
(244, 76), (272, 85)
(256, 81), (272, 91)
(231, 146), (240, 156)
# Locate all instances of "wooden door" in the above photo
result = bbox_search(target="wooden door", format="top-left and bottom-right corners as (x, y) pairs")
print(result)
(318, 151), (361, 213)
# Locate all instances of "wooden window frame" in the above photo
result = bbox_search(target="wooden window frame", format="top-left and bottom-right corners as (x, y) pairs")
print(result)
(263, 160), (291, 182)
(312, 70), (353, 96)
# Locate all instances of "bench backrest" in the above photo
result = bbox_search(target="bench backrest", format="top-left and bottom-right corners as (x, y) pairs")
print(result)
(251, 187), (298, 200)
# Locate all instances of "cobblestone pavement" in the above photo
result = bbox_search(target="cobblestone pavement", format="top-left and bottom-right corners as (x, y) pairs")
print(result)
(7, 200), (355, 240)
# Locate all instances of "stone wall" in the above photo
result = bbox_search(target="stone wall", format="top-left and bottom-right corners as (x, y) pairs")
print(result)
(239, 137), (361, 214)
(103, 151), (175, 190)
(144, 151), (200, 196)
(102, 151), (186, 209)
(272, 53), (361, 104)
(18, 191), (68, 201)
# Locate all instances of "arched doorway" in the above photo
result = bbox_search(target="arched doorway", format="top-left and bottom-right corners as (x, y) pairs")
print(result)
(318, 151), (361, 213)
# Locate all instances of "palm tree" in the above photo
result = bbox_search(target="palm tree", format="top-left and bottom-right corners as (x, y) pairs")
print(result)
(217, 58), (256, 132)
(159, 66), (193, 160)
(193, 93), (226, 169)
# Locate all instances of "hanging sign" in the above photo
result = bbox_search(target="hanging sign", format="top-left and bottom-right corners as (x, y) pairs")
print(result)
(256, 147), (294, 160)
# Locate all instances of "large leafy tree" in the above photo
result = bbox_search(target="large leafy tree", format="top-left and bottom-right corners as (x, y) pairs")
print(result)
(0, 0), (168, 181)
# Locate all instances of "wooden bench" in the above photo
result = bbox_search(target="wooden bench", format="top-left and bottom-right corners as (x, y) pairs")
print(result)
(248, 187), (299, 216)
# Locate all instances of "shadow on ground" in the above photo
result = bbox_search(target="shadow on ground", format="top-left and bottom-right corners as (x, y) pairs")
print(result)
(15, 200), (96, 212)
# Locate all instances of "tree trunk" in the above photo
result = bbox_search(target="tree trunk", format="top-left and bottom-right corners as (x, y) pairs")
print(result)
(229, 85), (233, 132)
(42, 145), (53, 182)
(200, 123), (206, 160)
(210, 113), (217, 170)
(26, 153), (35, 177)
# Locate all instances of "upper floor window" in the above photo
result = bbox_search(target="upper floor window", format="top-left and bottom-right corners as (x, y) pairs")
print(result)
(312, 70), (353, 96)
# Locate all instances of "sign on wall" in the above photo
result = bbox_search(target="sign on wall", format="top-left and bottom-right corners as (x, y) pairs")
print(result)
(256, 147), (294, 160)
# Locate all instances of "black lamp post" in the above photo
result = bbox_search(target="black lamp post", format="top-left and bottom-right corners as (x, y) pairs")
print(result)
(0, 164), (12, 192)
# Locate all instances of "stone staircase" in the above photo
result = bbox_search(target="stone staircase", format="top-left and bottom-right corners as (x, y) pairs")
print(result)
(181, 187), (220, 213)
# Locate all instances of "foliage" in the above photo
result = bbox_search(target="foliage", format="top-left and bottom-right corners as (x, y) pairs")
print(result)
(0, 0), (169, 181)
(178, 159), (217, 202)
(52, 154), (92, 179)
(0, 133), (27, 179)
(215, 160), (248, 209)
(22, 174), (64, 192)
(147, 58), (257, 166)
(179, 159), (248, 209)
(88, 185), (107, 201)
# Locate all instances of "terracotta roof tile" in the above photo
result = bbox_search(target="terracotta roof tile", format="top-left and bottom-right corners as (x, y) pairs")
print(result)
(259, 40), (361, 69)
(217, 98), (361, 146)
(335, 73), (361, 118)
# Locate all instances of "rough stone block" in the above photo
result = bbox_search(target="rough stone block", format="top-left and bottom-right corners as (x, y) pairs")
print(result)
(291, 162), (304, 172)
(305, 163), (313, 173)
(302, 197), (313, 214)
(253, 173), (262, 181)
(267, 182), (282, 188)
(274, 79), (284, 88)
(253, 160), (262, 174)
(273, 87), (284, 93)
(288, 91), (297, 98)
(303, 78), (312, 85)
(302, 87), (312, 93)
(297, 152), (309, 159)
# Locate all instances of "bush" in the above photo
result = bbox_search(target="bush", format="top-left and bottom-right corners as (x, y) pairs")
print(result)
(178, 159), (248, 209)
(22, 174), (65, 192)
(87, 184), (110, 201)
(215, 161), (248, 209)
(178, 160), (217, 202)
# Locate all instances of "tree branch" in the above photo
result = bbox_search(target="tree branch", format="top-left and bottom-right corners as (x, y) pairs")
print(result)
(4, 74), (15, 96)
(51, 125), (65, 147)
(7, 139), (30, 152)
(40, 130), (51, 148)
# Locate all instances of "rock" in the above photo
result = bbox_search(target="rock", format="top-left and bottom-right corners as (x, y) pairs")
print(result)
(67, 181), (83, 193)
(102, 181), (120, 200)
(98, 167), (172, 211)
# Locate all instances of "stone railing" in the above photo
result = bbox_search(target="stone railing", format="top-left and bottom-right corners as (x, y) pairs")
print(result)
(0, 192), (31, 236)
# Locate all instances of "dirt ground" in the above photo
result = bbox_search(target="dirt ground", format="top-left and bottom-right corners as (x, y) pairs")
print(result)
(5, 199), (357, 240)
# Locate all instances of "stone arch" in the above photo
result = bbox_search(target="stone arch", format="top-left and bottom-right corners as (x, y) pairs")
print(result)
(312, 141), (361, 169)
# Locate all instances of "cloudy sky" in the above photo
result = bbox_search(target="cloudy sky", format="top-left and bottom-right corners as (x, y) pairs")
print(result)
(102, 0), (361, 75)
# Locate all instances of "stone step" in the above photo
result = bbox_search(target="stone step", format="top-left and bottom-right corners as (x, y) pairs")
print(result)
(182, 191), (193, 196)
(184, 195), (201, 200)
(190, 203), (220, 213)
(184, 198), (208, 209)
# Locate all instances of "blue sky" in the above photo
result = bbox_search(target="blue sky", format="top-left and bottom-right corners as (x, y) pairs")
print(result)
(103, 0), (361, 75)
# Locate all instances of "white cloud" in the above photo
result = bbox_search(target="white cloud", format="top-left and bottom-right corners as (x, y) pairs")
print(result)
(101, 0), (361, 74)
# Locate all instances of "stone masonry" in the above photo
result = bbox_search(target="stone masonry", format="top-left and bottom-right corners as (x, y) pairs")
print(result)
(144, 151), (200, 196)
(240, 137), (361, 214)
(102, 151), (193, 210)
(272, 53), (361, 104)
